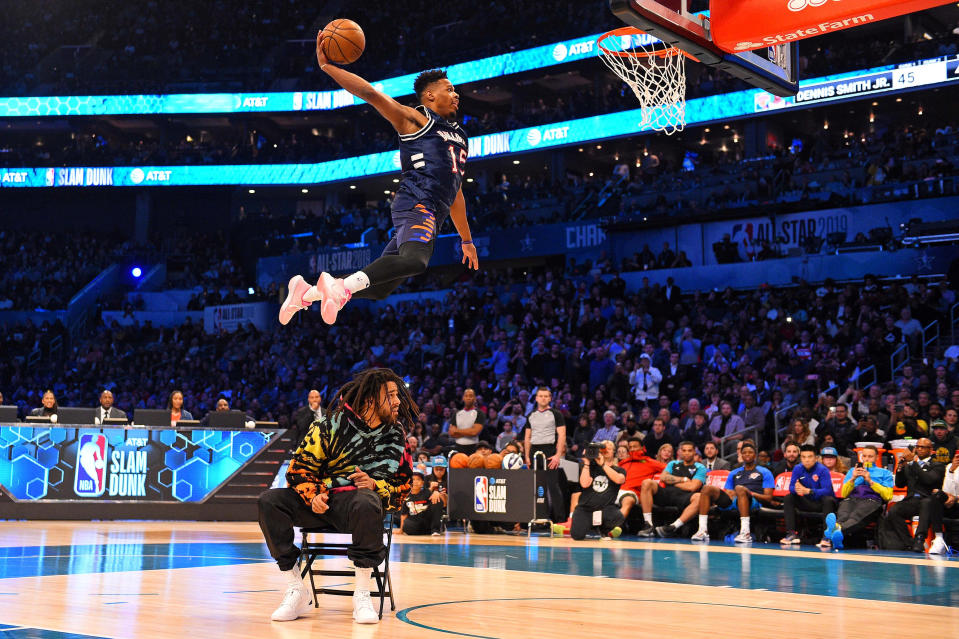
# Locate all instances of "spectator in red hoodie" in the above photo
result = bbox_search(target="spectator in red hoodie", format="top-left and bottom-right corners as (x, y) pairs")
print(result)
(616, 437), (666, 529)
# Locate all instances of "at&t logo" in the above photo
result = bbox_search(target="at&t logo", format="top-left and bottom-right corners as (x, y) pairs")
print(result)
(526, 126), (570, 147)
(552, 44), (568, 62)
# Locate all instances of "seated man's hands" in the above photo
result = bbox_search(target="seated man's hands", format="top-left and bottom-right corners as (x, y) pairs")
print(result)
(311, 493), (329, 514)
(349, 468), (376, 491)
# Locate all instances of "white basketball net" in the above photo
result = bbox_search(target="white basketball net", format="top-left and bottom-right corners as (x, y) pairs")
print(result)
(598, 30), (689, 136)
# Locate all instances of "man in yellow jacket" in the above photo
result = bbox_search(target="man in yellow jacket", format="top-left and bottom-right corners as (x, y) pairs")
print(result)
(824, 445), (893, 549)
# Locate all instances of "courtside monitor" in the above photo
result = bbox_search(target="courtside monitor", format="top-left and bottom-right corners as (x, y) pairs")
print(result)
(0, 406), (18, 423)
(609, 0), (799, 97)
(206, 410), (249, 429)
(57, 407), (98, 425)
(134, 409), (175, 427)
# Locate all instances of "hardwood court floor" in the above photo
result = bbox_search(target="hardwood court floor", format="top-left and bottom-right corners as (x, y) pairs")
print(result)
(1, 521), (958, 639)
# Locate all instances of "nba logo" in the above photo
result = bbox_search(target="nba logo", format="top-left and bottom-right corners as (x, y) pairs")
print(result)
(74, 433), (108, 497)
(474, 476), (488, 513)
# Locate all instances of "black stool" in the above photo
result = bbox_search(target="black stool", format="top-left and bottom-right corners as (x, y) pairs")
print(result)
(299, 513), (396, 619)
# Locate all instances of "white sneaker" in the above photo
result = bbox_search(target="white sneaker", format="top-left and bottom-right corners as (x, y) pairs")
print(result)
(734, 532), (754, 544)
(271, 582), (312, 621)
(691, 530), (710, 542)
(353, 591), (379, 624)
(929, 537), (949, 555)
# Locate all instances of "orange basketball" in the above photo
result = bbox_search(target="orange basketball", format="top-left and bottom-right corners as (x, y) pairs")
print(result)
(320, 19), (365, 65)
(468, 453), (487, 469)
(450, 453), (469, 469)
(484, 453), (503, 469)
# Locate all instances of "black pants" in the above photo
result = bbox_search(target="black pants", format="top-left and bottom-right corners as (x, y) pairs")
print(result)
(887, 495), (943, 540)
(836, 498), (883, 537)
(353, 240), (433, 301)
(570, 504), (625, 540)
(258, 487), (385, 571)
(530, 443), (568, 523)
(783, 493), (836, 532)
(402, 502), (444, 535)
(453, 443), (478, 455)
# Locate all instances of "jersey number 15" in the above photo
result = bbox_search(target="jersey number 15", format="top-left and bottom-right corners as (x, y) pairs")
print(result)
(448, 145), (467, 175)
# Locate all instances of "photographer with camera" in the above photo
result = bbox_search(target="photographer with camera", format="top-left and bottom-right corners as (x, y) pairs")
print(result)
(561, 441), (626, 540)
(886, 400), (928, 444)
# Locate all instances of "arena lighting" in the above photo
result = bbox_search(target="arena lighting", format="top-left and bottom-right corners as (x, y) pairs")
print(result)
(247, 287), (255, 295)
(130, 267), (142, 278)
(6, 54), (959, 189)
(0, 31), (617, 117)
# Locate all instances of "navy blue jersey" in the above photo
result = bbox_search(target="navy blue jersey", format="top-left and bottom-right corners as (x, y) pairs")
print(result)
(393, 105), (468, 217)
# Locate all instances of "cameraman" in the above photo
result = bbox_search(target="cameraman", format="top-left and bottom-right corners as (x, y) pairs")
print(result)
(566, 441), (626, 540)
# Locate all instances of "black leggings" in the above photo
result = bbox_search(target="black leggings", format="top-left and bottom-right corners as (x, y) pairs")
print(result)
(353, 240), (434, 301)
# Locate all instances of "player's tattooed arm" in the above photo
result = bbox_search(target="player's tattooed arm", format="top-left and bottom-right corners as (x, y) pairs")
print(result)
(317, 33), (427, 135)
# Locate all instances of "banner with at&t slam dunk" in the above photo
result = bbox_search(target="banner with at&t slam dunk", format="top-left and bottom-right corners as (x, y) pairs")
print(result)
(710, 0), (954, 54)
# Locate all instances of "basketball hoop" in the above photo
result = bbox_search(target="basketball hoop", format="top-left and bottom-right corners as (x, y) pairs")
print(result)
(597, 27), (698, 136)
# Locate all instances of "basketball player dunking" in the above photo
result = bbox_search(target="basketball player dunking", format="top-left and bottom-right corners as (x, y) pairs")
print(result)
(278, 35), (478, 326)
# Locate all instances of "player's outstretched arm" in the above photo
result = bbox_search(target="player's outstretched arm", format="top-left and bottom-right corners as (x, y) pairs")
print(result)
(450, 187), (478, 270)
(317, 34), (427, 136)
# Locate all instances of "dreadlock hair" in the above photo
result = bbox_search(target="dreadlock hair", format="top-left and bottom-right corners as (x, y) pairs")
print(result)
(328, 367), (419, 435)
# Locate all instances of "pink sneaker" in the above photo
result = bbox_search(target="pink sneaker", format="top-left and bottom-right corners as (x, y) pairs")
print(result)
(316, 272), (351, 325)
(278, 275), (312, 326)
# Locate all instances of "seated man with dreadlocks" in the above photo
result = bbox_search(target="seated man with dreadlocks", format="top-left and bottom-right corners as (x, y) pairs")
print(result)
(258, 368), (415, 625)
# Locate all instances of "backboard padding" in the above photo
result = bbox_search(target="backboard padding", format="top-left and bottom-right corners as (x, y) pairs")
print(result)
(609, 0), (799, 97)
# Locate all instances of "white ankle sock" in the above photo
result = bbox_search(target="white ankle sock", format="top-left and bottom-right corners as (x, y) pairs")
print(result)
(935, 532), (944, 541)
(698, 515), (707, 531)
(303, 286), (323, 303)
(671, 517), (684, 529)
(343, 271), (370, 294)
(354, 567), (373, 594)
(740, 517), (750, 535)
(643, 513), (654, 526)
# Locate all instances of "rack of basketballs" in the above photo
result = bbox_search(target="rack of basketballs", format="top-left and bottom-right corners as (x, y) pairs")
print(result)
(448, 443), (527, 471)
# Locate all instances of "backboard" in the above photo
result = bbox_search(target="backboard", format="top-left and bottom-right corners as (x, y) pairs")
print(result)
(609, 0), (799, 97)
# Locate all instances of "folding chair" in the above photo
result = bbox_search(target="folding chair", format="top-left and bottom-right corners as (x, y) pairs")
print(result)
(299, 512), (396, 619)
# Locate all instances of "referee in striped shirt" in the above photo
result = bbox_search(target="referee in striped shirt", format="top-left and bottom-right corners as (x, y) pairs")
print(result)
(524, 387), (568, 522)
